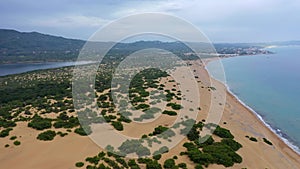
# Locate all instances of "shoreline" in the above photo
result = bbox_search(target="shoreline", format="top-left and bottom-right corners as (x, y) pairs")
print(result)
(203, 57), (300, 156)
(0, 60), (96, 77)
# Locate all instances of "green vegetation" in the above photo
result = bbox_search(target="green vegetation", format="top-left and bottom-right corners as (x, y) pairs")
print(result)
(162, 110), (177, 116)
(263, 138), (273, 146)
(166, 103), (183, 110)
(163, 158), (176, 169)
(10, 136), (17, 140)
(75, 162), (84, 167)
(28, 115), (52, 130)
(0, 43), (247, 169)
(111, 121), (124, 131)
(150, 126), (169, 136)
(13, 140), (21, 146)
(74, 127), (91, 136)
(0, 128), (13, 137)
(213, 126), (234, 139)
(249, 137), (258, 142)
(118, 140), (151, 157)
(37, 130), (56, 141)
(180, 122), (243, 168)
(221, 138), (243, 151)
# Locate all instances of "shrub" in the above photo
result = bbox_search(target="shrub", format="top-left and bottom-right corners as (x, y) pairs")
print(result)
(162, 110), (177, 116)
(111, 121), (124, 131)
(163, 159), (175, 169)
(37, 130), (56, 141)
(167, 103), (183, 110)
(136, 104), (150, 110)
(213, 126), (234, 139)
(13, 140), (21, 146)
(263, 138), (273, 145)
(221, 138), (242, 151)
(28, 115), (52, 130)
(153, 154), (162, 160)
(249, 137), (258, 142)
(178, 163), (187, 168)
(128, 159), (140, 169)
(74, 127), (91, 136)
(75, 162), (84, 167)
(146, 160), (162, 169)
(0, 128), (13, 137)
(195, 164), (203, 169)
(151, 126), (169, 135)
(10, 136), (17, 140)
(85, 155), (100, 165)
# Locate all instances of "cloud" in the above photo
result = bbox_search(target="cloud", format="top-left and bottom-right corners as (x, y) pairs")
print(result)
(31, 15), (109, 28)
(0, 0), (299, 41)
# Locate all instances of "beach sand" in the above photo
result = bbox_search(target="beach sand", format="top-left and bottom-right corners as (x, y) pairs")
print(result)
(0, 58), (299, 168)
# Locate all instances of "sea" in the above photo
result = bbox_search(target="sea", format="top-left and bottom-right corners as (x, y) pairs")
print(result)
(0, 61), (94, 76)
(207, 45), (300, 154)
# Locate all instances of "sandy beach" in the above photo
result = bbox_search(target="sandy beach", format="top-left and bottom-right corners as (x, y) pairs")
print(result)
(0, 58), (300, 169)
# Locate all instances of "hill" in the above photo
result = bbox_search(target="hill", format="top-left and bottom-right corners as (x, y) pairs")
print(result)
(0, 29), (85, 63)
(0, 29), (274, 63)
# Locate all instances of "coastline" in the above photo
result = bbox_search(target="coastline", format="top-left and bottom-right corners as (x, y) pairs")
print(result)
(225, 84), (300, 155)
(203, 57), (300, 155)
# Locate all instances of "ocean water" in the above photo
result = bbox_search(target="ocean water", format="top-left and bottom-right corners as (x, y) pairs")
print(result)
(207, 46), (300, 153)
(0, 61), (94, 76)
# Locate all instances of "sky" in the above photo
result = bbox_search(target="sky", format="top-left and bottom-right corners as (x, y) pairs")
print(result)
(0, 0), (299, 42)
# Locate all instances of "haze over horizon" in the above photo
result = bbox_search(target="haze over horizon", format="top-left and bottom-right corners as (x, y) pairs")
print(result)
(1, 0), (300, 43)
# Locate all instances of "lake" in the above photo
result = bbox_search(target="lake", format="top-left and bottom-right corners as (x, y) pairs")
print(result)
(0, 61), (94, 76)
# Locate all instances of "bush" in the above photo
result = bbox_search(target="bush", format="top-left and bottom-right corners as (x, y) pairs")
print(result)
(74, 126), (91, 136)
(28, 115), (52, 130)
(195, 164), (203, 169)
(128, 159), (140, 169)
(111, 121), (124, 131)
(153, 154), (162, 160)
(178, 163), (187, 168)
(167, 103), (183, 110)
(162, 110), (177, 116)
(151, 126), (169, 136)
(37, 130), (56, 141)
(213, 126), (234, 139)
(13, 140), (21, 146)
(10, 136), (17, 140)
(221, 139), (242, 151)
(118, 140), (150, 157)
(0, 128), (13, 137)
(146, 160), (162, 169)
(263, 138), (273, 145)
(75, 162), (84, 167)
(163, 159), (175, 169)
(136, 104), (150, 110)
(249, 137), (258, 142)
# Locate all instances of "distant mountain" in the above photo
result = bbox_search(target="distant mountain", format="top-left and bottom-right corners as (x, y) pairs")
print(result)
(0, 29), (85, 63)
(0, 29), (284, 63)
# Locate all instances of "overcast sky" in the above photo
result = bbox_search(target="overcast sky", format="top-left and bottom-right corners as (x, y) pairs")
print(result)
(0, 0), (299, 42)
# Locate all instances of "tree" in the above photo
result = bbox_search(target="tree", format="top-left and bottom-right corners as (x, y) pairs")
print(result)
(163, 159), (175, 169)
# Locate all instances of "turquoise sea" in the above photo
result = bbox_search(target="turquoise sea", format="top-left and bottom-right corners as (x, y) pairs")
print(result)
(207, 46), (300, 153)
